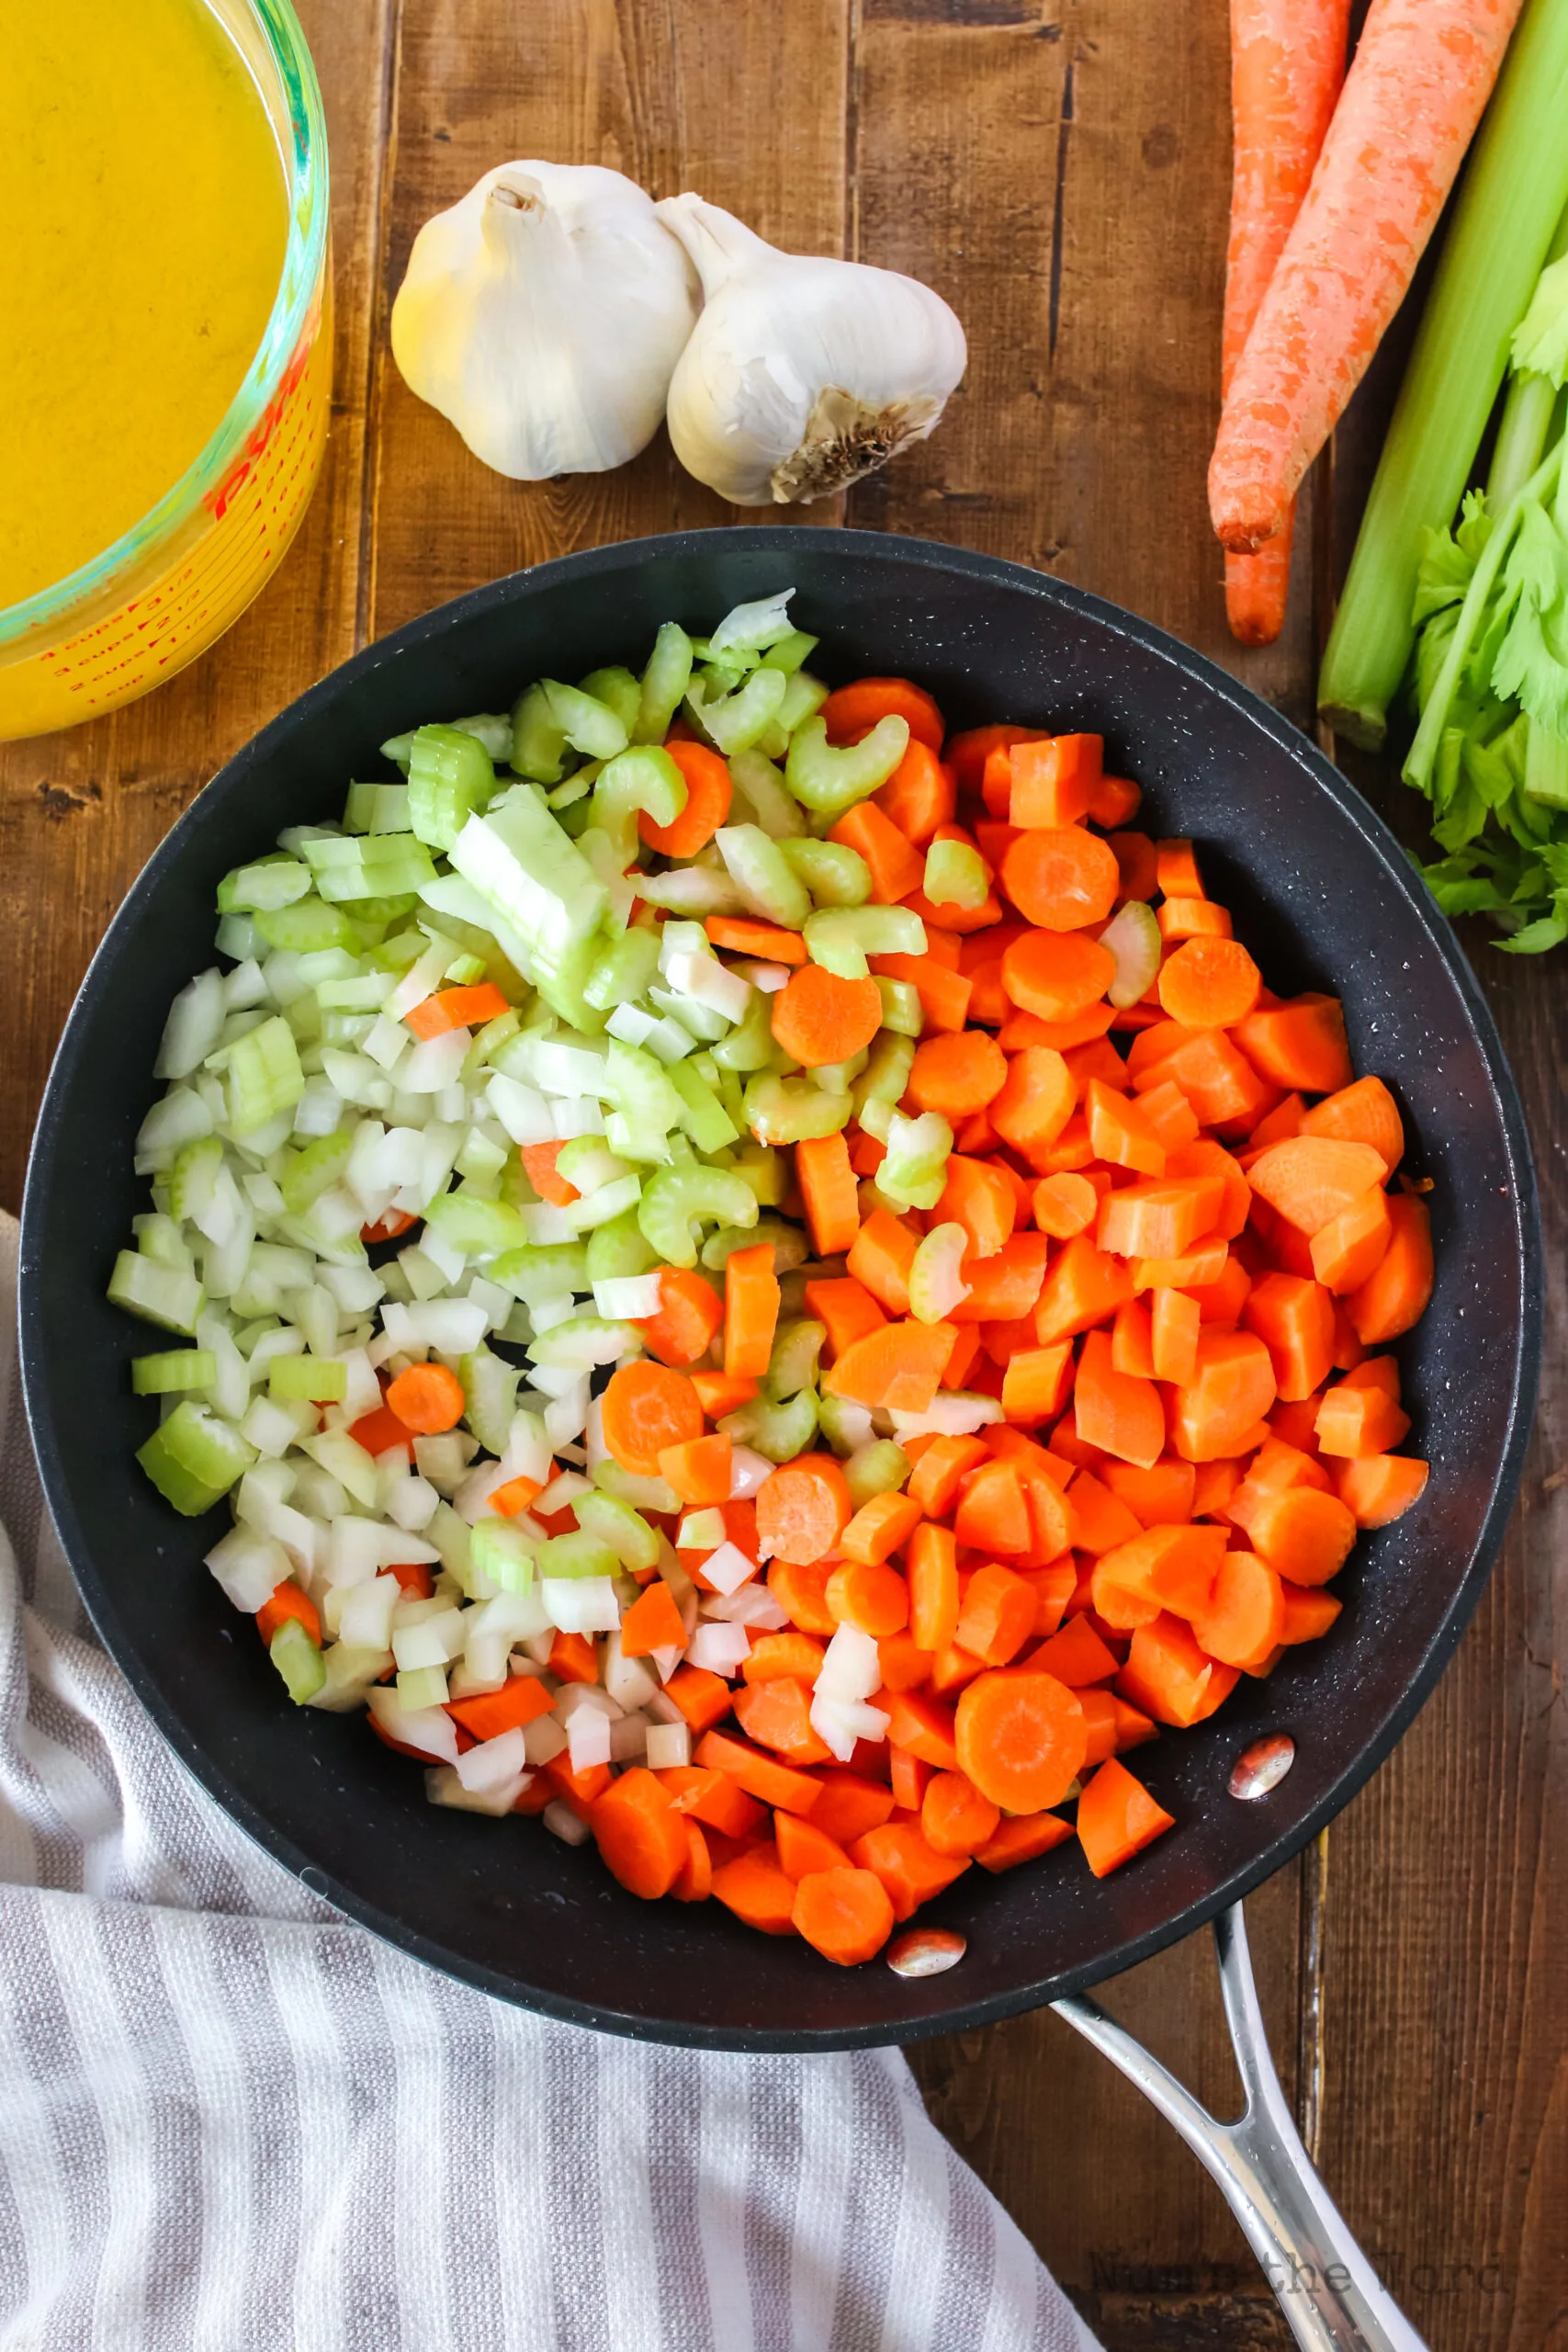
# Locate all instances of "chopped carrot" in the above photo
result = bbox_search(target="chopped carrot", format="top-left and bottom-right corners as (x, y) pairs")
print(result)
(937, 1156), (1018, 1259)
(840, 1489), (924, 1566)
(989, 1046), (1077, 1169)
(945, 724), (1043, 797)
(948, 1234), (1050, 1323)
(1157, 935), (1262, 1029)
(445, 1673), (556, 1742)
(1336, 1453), (1428, 1527)
(1076, 1757), (1175, 1878)
(847, 1822), (970, 1921)
(773, 1813), (854, 1884)
(955, 1669), (1087, 1813)
(1101, 1457), (1197, 1526)
(767, 1557), (838, 1636)
(403, 981), (511, 1039)
(385, 1361), (465, 1436)
(809, 1772), (897, 1846)
(1077, 1688), (1119, 1767)
(710, 1843), (800, 1934)
(869, 952), (973, 1032)
(820, 676), (944, 752)
(1190, 1548), (1286, 1669)
(1155, 840), (1204, 898)
(1008, 734), (1103, 828)
(877, 1630), (936, 1691)
(1110, 831), (1161, 903)
(1117, 1612), (1239, 1727)
(920, 1770), (1001, 1858)
(1034, 1236), (1136, 1344)
(635, 1267), (725, 1368)
(723, 1242), (780, 1381)
(1032, 1172), (1099, 1241)
(385, 1560), (434, 1600)
(1158, 896), (1233, 942)
(671, 1820), (714, 1903)
(756, 1453), (853, 1567)
(732, 1677), (831, 1766)
(348, 1399), (416, 1458)
(1001, 1342), (1074, 1426)
(520, 1138), (580, 1206)
(906, 1521), (961, 1653)
(1099, 1177), (1224, 1261)
(890, 1745), (933, 1813)
(1279, 1583), (1344, 1643)
(1248, 1136), (1389, 1236)
(659, 1433), (734, 1509)
(951, 1458), (1031, 1555)
(1137, 1028), (1277, 1131)
(1089, 773), (1143, 828)
(953, 1564), (1037, 1667)
(908, 1031), (1009, 1122)
(489, 1471), (545, 1518)
(884, 1689), (961, 1770)
(659, 1765), (766, 1838)
(1074, 1329), (1165, 1470)
(1308, 1184), (1393, 1294)
(618, 1579), (689, 1659)
(1247, 1485), (1357, 1584)
(1086, 1080), (1166, 1178)
(705, 916), (807, 966)
(846, 1209), (919, 1317)
(1314, 1374), (1410, 1458)
(771, 964), (884, 1069)
(589, 1768), (690, 1900)
(874, 738), (956, 845)
(973, 1811), (1075, 1871)
(1347, 1194), (1432, 1343)
(795, 1133), (861, 1258)
(663, 1665), (736, 1735)
(826, 1558), (910, 1638)
(805, 1276), (887, 1363)
(1242, 1271), (1337, 1400)
(822, 1320), (955, 1414)
(1150, 1287), (1201, 1385)
(1001, 827), (1120, 932)
(1030, 1612), (1120, 1687)
(690, 1369), (759, 1419)
(256, 1578), (321, 1648)
(1093, 1523), (1226, 1619)
(1169, 1330), (1278, 1462)
(640, 740), (732, 858)
(739, 1633), (824, 1689)
(828, 800), (926, 904)
(1233, 993), (1352, 1093)
(695, 1728), (824, 1816)
(602, 1361), (703, 1476)
(1063, 1468), (1143, 1557)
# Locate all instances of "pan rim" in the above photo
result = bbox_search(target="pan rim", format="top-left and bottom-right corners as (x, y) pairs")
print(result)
(19, 526), (1541, 2050)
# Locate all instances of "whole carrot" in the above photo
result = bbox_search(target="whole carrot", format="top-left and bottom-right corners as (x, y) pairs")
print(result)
(1210, 0), (1525, 554)
(1221, 0), (1350, 642)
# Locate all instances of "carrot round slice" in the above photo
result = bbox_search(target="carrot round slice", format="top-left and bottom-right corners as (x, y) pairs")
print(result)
(639, 740), (732, 858)
(385, 1361), (465, 1435)
(954, 1670), (1087, 1814)
(825, 1558), (909, 1639)
(1157, 935), (1263, 1029)
(1002, 930), (1116, 1021)
(920, 1770), (1001, 1858)
(1000, 828), (1119, 931)
(906, 1031), (1008, 1119)
(600, 1361), (703, 1476)
(791, 1867), (897, 1965)
(756, 1453), (853, 1566)
(1190, 1548), (1286, 1669)
(589, 1768), (690, 1900)
(820, 676), (944, 752)
(771, 965), (884, 1068)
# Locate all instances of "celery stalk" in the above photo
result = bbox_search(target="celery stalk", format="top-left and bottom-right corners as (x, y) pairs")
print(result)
(1319, 0), (1568, 746)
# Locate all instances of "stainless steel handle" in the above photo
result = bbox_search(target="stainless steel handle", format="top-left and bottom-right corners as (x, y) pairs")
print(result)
(1050, 1903), (1427, 2352)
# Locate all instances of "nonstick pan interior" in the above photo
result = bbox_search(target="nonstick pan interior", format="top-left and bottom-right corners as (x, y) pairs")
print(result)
(20, 530), (1539, 2049)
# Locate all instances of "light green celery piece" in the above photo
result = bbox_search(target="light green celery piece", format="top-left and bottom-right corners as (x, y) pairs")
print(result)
(457, 1127), (508, 1185)
(254, 897), (362, 955)
(573, 1490), (659, 1572)
(423, 1190), (530, 1259)
(818, 1393), (874, 1458)
(781, 838), (871, 908)
(343, 784), (378, 833)
(758, 628), (819, 676)
(584, 926), (660, 1012)
(131, 1349), (218, 1396)
(460, 1345), (523, 1453)
(509, 682), (573, 784)
(726, 1143), (788, 1207)
(406, 725), (497, 852)
(638, 1165), (758, 1268)
(853, 1033), (917, 1124)
(136, 1215), (193, 1272)
(168, 1134), (223, 1223)
(701, 1212), (809, 1274)
(302, 832), (437, 903)
(579, 666), (642, 735)
(1099, 900), (1162, 1009)
(556, 1138), (632, 1197)
(463, 1007), (521, 1077)
(728, 747), (807, 840)
(591, 745), (686, 865)
(707, 988), (775, 1073)
(585, 1208), (660, 1283)
(715, 824), (813, 929)
(449, 788), (607, 997)
(384, 713), (511, 768)
(1318, 2), (1568, 747)
(536, 1531), (619, 1580)
(908, 1222), (971, 1325)
(397, 1666), (448, 1712)
(709, 590), (798, 658)
(785, 714), (909, 818)
(445, 951), (486, 988)
(471, 1517), (537, 1594)
(604, 1039), (684, 1161)
(564, 1176), (643, 1235)
(874, 978), (923, 1037)
(764, 1317), (824, 1400)
(489, 1240), (590, 1304)
(281, 1128), (354, 1215)
(669, 1058), (740, 1152)
(775, 670), (829, 733)
(845, 1439), (911, 1509)
(688, 666), (788, 755)
(592, 1455), (681, 1514)
(109, 1250), (205, 1335)
(923, 838), (987, 910)
(269, 1618), (326, 1705)
(227, 1018), (305, 1136)
(878, 1109), (953, 1213)
(137, 1401), (254, 1515)
(718, 1387), (818, 1464)
(544, 681), (629, 762)
(805, 905), (925, 980)
(633, 622), (695, 745)
(742, 1074), (851, 1146)
(218, 857), (312, 914)
(268, 1355), (348, 1404)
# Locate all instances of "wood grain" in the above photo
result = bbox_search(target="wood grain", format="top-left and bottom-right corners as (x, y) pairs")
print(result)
(1, 5), (1561, 2346)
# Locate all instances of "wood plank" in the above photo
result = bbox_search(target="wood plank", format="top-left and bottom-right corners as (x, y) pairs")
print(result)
(366, 0), (852, 642)
(0, 0), (394, 1215)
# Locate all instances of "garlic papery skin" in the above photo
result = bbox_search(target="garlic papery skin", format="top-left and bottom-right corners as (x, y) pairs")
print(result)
(391, 163), (699, 480)
(655, 196), (966, 506)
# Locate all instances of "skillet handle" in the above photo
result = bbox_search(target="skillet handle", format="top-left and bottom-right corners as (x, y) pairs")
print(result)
(1050, 1903), (1427, 2352)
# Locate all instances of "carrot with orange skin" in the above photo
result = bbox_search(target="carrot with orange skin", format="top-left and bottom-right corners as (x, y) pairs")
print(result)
(618, 1579), (689, 1658)
(907, 1031), (1009, 1120)
(1210, 0), (1524, 555)
(822, 1320), (955, 1414)
(590, 1769), (691, 1900)
(920, 1770), (1001, 1858)
(820, 676), (944, 751)
(1002, 930), (1117, 1022)
(1001, 827), (1120, 930)
(827, 801), (926, 904)
(955, 1670), (1087, 1813)
(1076, 1757), (1176, 1877)
(1347, 1193), (1432, 1342)
(772, 965), (884, 1068)
(255, 1579), (321, 1649)
(938, 1156), (1018, 1258)
(705, 916), (807, 966)
(403, 981), (511, 1039)
(635, 1267), (725, 1367)
(756, 1453), (852, 1567)
(385, 1362), (465, 1435)
(659, 1433), (734, 1508)
(724, 1242), (780, 1380)
(1336, 1452), (1428, 1526)
(1157, 935), (1263, 1029)
(826, 1557), (910, 1638)
(846, 1209), (919, 1316)
(731, 1678), (832, 1766)
(601, 1362), (703, 1476)
(1007, 735), (1103, 828)
(795, 1133), (861, 1257)
(874, 739), (955, 844)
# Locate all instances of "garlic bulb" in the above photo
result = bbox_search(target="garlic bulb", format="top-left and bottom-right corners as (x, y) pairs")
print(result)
(391, 163), (699, 480)
(656, 196), (966, 505)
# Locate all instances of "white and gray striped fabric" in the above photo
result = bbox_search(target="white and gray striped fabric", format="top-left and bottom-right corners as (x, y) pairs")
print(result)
(0, 1215), (1098, 2352)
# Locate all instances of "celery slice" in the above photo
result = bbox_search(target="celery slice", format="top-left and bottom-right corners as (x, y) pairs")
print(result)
(1099, 900), (1162, 1009)
(131, 1349), (218, 1396)
(728, 747), (807, 840)
(669, 1057), (740, 1152)
(742, 1074), (852, 1146)
(584, 925), (660, 1012)
(785, 714), (909, 818)
(268, 1356), (348, 1403)
(805, 906), (924, 978)
(254, 897), (362, 955)
(701, 1212), (808, 1274)
(591, 745), (686, 865)
(908, 1222), (972, 1324)
(707, 988), (775, 1073)
(471, 1517), (538, 1593)
(578, 666), (642, 735)
(782, 838), (872, 908)
(634, 622), (695, 745)
(874, 978), (923, 1037)
(137, 1401), (255, 1515)
(853, 1034), (918, 1122)
(281, 1128), (354, 1215)
(718, 1387), (818, 1464)
(536, 1531), (620, 1580)
(450, 789), (607, 990)
(715, 825), (813, 929)
(406, 725), (497, 852)
(269, 1618), (326, 1705)
(109, 1250), (205, 1335)
(845, 1439), (911, 1508)
(879, 1110), (954, 1213)
(489, 1240), (590, 1305)
(758, 628), (819, 676)
(460, 1345), (523, 1453)
(818, 1394), (874, 1457)
(765, 1317), (824, 1400)
(638, 1165), (758, 1268)
(688, 666), (788, 755)
(573, 1490), (659, 1572)
(509, 682), (573, 784)
(543, 681), (629, 762)
(923, 839), (987, 910)
(218, 858), (312, 914)
(423, 1190), (531, 1259)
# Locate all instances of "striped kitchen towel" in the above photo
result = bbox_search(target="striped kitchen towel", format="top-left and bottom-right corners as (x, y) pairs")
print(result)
(0, 1214), (1097, 2352)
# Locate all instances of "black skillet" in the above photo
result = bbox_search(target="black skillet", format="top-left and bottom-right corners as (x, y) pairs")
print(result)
(19, 531), (1538, 2070)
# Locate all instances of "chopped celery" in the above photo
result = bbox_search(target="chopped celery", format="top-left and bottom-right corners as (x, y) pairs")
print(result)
(687, 665), (788, 755)
(707, 988), (775, 1073)
(879, 1109), (954, 1213)
(280, 1128), (354, 1215)
(302, 832), (436, 904)
(781, 838), (871, 908)
(489, 1240), (590, 1304)
(472, 1517), (537, 1593)
(874, 978), (923, 1037)
(254, 897), (362, 955)
(584, 926), (660, 1012)
(818, 1393), (874, 1457)
(459, 1345), (524, 1452)
(578, 666), (642, 735)
(742, 1073), (852, 1146)
(1100, 900), (1162, 1008)
(765, 1317), (824, 1399)
(785, 714), (909, 818)
(423, 1190), (530, 1258)
(109, 1250), (205, 1335)
(510, 681), (573, 783)
(604, 1040), (684, 1162)
(218, 858), (312, 914)
(269, 1617), (326, 1705)
(131, 1349), (218, 1396)
(536, 1531), (620, 1580)
(227, 1017), (307, 1135)
(590, 745), (686, 865)
(811, 1050), (870, 1096)
(775, 670), (829, 734)
(137, 1401), (255, 1514)
(669, 1057), (740, 1152)
(845, 1439), (911, 1509)
(168, 1134), (223, 1224)
(634, 622), (695, 745)
(585, 1208), (660, 1283)
(346, 782), (412, 835)
(853, 1033), (917, 1122)
(701, 1212), (809, 1274)
(709, 591), (797, 658)
(718, 1387), (818, 1464)
(268, 1355), (348, 1403)
(543, 680), (629, 761)
(591, 1454), (682, 1514)
(758, 628), (819, 676)
(727, 1143), (789, 1206)
(638, 1164), (758, 1268)
(805, 905), (925, 979)
(406, 725), (497, 852)
(908, 1222), (972, 1323)
(923, 839), (987, 910)
(572, 1490), (659, 1572)
(449, 788), (607, 1000)
(727, 748), (807, 840)
(715, 824), (813, 929)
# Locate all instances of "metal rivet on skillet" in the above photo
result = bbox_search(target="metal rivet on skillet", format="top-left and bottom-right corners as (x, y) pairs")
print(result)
(887, 1928), (966, 1976)
(1228, 1734), (1295, 1800)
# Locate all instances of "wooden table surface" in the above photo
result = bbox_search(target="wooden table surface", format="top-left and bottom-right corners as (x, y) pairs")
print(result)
(4, 5), (1562, 2345)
